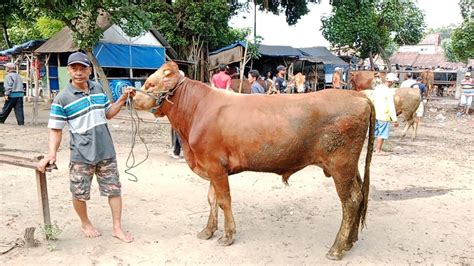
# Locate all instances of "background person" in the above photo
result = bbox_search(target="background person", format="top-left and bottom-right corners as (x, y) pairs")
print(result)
(211, 64), (232, 91)
(460, 72), (473, 115)
(248, 70), (265, 94)
(371, 73), (399, 153)
(274, 65), (287, 93)
(0, 62), (24, 125)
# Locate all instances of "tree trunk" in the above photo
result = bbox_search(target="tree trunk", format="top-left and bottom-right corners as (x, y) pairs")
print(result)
(85, 49), (112, 101)
(377, 44), (392, 72)
(368, 51), (375, 71)
(2, 22), (12, 48)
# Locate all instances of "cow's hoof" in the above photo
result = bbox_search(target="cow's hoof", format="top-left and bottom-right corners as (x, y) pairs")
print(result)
(326, 251), (343, 261)
(197, 228), (214, 240)
(217, 236), (234, 246)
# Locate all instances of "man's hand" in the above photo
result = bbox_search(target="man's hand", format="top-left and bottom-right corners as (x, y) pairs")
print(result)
(37, 154), (56, 173)
(393, 121), (399, 128)
(4, 96), (8, 101)
(118, 88), (136, 104)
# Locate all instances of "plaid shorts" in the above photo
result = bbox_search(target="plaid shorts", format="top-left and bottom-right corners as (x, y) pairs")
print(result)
(69, 158), (121, 201)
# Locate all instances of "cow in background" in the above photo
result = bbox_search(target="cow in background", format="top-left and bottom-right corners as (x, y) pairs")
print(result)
(420, 69), (434, 99)
(349, 71), (387, 91)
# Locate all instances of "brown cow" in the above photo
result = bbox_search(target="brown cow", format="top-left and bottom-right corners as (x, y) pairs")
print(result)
(132, 61), (375, 260)
(420, 70), (434, 99)
(349, 71), (386, 91)
(361, 87), (421, 140)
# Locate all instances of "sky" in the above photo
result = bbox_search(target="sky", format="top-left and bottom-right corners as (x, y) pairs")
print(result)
(229, 0), (464, 48)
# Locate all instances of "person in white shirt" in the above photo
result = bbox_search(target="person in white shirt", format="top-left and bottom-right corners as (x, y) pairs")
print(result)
(400, 72), (416, 88)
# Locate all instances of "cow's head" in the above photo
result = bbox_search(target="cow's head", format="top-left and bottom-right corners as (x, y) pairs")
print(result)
(288, 73), (306, 93)
(133, 61), (183, 116)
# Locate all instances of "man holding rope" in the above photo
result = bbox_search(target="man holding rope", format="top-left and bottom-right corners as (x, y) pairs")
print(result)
(37, 52), (135, 243)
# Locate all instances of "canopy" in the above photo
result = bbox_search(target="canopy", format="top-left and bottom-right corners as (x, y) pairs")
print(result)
(0, 40), (46, 56)
(298, 47), (349, 74)
(93, 42), (165, 69)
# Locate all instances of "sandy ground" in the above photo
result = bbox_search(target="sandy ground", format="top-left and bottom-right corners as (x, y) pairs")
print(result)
(0, 96), (473, 265)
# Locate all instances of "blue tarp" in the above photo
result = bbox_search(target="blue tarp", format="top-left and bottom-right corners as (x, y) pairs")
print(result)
(209, 41), (246, 55)
(0, 40), (46, 56)
(93, 42), (165, 69)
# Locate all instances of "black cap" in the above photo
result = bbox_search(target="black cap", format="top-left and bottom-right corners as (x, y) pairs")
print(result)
(276, 65), (286, 72)
(68, 52), (91, 67)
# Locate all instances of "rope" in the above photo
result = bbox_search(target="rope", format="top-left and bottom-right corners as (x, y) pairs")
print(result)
(123, 97), (150, 182)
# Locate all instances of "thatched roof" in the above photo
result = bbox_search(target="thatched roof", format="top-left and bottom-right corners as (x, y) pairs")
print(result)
(35, 27), (78, 53)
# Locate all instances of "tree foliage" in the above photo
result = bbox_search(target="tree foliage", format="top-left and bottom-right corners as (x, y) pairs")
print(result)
(448, 0), (474, 63)
(250, 0), (321, 25)
(441, 38), (457, 62)
(321, 0), (425, 68)
(21, 0), (152, 51)
(6, 17), (64, 45)
(451, 20), (474, 63)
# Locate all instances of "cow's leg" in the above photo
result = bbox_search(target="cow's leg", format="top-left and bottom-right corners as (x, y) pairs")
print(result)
(401, 120), (412, 140)
(197, 182), (218, 240)
(413, 118), (419, 141)
(327, 174), (363, 260)
(212, 176), (236, 246)
(346, 172), (363, 248)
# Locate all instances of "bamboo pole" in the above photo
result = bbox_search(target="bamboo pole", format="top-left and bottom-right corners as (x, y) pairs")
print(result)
(238, 40), (249, 94)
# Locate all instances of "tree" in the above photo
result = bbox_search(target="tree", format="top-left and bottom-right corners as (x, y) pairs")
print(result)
(450, 0), (474, 63)
(321, 0), (426, 70)
(451, 21), (474, 63)
(249, 0), (321, 25)
(21, 0), (152, 99)
(142, 0), (248, 80)
(6, 17), (64, 45)
(0, 0), (24, 49)
(442, 39), (457, 62)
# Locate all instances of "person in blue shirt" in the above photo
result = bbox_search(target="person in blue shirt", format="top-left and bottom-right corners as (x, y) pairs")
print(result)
(411, 77), (427, 122)
(248, 70), (265, 94)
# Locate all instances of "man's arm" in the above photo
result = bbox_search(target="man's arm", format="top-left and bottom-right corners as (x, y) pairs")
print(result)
(105, 89), (136, 119)
(4, 74), (14, 100)
(37, 128), (62, 172)
(387, 92), (398, 123)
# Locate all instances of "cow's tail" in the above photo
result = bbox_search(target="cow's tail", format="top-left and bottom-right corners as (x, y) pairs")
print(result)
(360, 98), (375, 229)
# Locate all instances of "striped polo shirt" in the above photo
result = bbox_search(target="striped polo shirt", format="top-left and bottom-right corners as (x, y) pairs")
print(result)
(48, 81), (116, 164)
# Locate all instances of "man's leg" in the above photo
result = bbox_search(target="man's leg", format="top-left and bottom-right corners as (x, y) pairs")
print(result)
(13, 97), (24, 125)
(0, 98), (15, 123)
(109, 195), (133, 242)
(73, 199), (101, 237)
(70, 162), (101, 237)
(96, 158), (133, 243)
(375, 138), (384, 153)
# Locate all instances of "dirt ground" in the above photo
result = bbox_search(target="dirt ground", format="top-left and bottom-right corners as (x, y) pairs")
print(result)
(0, 95), (473, 265)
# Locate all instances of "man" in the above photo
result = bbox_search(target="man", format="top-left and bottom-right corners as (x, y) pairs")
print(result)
(0, 62), (24, 125)
(248, 70), (265, 94)
(211, 64), (232, 91)
(460, 72), (474, 115)
(371, 73), (399, 153)
(274, 65), (287, 93)
(400, 72), (416, 88)
(331, 67), (346, 89)
(37, 52), (135, 242)
(411, 77), (427, 122)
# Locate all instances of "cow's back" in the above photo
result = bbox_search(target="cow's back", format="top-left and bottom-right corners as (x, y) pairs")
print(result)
(394, 87), (421, 117)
